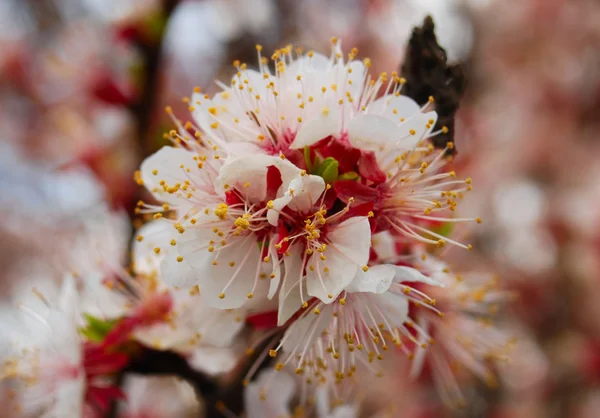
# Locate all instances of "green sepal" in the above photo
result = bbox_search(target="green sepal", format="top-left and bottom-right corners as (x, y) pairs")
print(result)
(337, 171), (359, 181)
(80, 313), (117, 343)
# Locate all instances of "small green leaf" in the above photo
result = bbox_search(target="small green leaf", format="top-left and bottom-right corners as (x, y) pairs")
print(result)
(337, 171), (359, 181)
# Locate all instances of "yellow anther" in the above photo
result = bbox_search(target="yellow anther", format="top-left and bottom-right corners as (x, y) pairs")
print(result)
(176, 256), (184, 262)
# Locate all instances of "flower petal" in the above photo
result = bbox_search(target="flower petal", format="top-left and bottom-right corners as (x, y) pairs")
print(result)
(394, 265), (444, 286)
(267, 174), (325, 226)
(245, 369), (296, 418)
(215, 155), (301, 202)
(199, 236), (262, 309)
(326, 216), (371, 265)
(346, 114), (401, 153)
(290, 110), (342, 149)
(369, 94), (421, 120)
(278, 244), (306, 325)
(345, 265), (396, 294)
(140, 146), (199, 205)
(281, 304), (333, 355)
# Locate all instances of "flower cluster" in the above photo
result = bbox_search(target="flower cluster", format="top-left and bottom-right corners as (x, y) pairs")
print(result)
(132, 38), (507, 412)
(0, 38), (512, 418)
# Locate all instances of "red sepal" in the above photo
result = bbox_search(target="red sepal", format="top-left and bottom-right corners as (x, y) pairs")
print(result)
(246, 310), (278, 329)
(334, 180), (381, 204)
(358, 152), (387, 184)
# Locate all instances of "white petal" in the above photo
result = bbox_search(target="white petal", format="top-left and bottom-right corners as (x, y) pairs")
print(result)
(267, 174), (325, 226)
(215, 154), (301, 202)
(306, 217), (371, 302)
(369, 94), (421, 120)
(371, 230), (397, 262)
(277, 244), (306, 325)
(200, 236), (262, 309)
(267, 242), (282, 300)
(326, 217), (371, 265)
(286, 174), (325, 213)
(189, 346), (239, 375)
(132, 220), (172, 275)
(345, 265), (396, 294)
(290, 110), (342, 149)
(396, 111), (438, 149)
(306, 250), (358, 303)
(346, 114), (400, 153)
(281, 304), (333, 355)
(394, 266), (444, 286)
(160, 250), (200, 289)
(372, 291), (409, 329)
(245, 369), (295, 418)
(266, 193), (292, 226)
(140, 146), (198, 205)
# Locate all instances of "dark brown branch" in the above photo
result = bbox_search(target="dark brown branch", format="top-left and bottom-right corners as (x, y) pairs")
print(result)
(400, 16), (467, 154)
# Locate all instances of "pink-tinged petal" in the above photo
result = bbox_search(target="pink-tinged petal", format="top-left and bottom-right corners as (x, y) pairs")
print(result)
(140, 146), (198, 205)
(278, 244), (306, 325)
(290, 110), (342, 149)
(394, 266), (444, 286)
(346, 114), (400, 153)
(409, 317), (430, 379)
(345, 265), (396, 294)
(358, 152), (386, 184)
(369, 94), (421, 120)
(215, 155), (301, 202)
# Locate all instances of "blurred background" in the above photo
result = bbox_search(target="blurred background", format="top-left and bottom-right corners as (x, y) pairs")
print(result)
(1, 0), (600, 417)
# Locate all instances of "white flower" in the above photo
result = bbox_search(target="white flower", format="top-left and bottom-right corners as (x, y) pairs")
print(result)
(244, 368), (360, 418)
(185, 39), (437, 160)
(407, 252), (517, 407)
(139, 149), (299, 308)
(131, 220), (246, 375)
(117, 375), (201, 418)
(270, 263), (442, 387)
(0, 276), (85, 417)
(244, 369), (296, 418)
